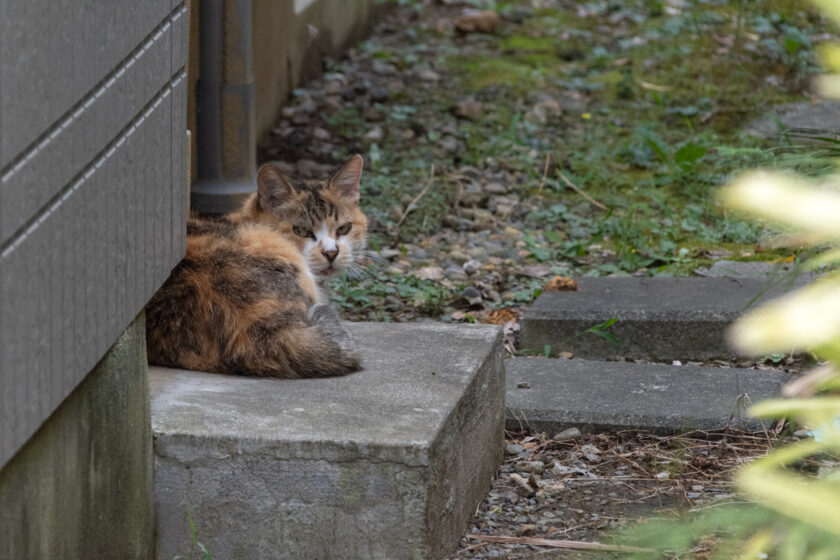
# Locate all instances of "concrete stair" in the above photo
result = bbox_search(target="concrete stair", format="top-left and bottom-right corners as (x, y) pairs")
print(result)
(520, 276), (793, 361)
(512, 275), (797, 435)
(505, 357), (789, 434)
(150, 323), (504, 560)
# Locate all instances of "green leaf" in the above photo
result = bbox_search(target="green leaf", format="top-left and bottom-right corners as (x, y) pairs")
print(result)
(643, 134), (669, 163)
(674, 143), (707, 167)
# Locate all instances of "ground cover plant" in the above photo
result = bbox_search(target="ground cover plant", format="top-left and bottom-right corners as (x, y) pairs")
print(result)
(260, 0), (837, 325)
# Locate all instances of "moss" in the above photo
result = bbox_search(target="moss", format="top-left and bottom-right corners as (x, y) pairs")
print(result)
(500, 35), (557, 52)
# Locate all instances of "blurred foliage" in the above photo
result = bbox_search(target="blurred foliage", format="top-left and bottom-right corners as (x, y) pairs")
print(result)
(620, 2), (840, 557)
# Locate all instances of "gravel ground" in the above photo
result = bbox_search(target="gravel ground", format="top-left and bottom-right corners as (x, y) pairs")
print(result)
(449, 428), (786, 559)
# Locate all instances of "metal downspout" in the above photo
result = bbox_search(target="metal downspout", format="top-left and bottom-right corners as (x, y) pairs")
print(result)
(190, 0), (256, 214)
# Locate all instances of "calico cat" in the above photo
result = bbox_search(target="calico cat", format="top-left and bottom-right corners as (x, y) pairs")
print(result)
(146, 155), (367, 378)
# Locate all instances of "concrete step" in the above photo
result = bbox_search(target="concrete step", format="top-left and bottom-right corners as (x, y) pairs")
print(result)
(520, 276), (795, 361)
(150, 323), (504, 560)
(505, 357), (790, 434)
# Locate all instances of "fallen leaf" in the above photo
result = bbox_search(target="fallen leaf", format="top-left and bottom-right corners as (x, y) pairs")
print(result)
(580, 444), (602, 462)
(454, 10), (499, 34)
(544, 276), (579, 291)
(509, 473), (537, 497)
(477, 307), (521, 325)
(516, 524), (539, 536)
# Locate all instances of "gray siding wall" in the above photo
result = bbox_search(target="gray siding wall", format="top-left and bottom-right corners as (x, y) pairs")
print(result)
(0, 1), (188, 468)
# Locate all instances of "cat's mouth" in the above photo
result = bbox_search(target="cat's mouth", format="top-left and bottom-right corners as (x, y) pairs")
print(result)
(318, 266), (339, 276)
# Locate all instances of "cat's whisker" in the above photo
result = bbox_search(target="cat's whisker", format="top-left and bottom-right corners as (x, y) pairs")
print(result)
(358, 250), (389, 266)
(346, 263), (378, 283)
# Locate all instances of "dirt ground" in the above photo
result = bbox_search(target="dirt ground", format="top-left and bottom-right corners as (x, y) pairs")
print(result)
(447, 427), (793, 558)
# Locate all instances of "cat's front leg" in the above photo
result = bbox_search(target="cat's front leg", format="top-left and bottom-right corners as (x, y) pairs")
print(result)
(307, 303), (357, 355)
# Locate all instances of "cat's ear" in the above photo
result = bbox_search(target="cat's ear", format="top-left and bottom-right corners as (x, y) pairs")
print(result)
(329, 155), (363, 202)
(257, 164), (295, 212)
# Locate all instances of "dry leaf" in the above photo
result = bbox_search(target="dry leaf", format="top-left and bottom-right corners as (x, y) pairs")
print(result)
(509, 473), (537, 497)
(454, 10), (499, 34)
(544, 276), (578, 291)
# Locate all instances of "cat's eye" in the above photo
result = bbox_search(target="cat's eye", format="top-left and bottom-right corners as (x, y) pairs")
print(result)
(336, 223), (352, 236)
(293, 226), (314, 239)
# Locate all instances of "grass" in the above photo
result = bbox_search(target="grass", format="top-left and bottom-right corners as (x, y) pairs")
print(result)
(318, 0), (839, 317)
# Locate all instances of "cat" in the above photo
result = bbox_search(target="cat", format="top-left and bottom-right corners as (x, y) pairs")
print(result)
(145, 155), (368, 378)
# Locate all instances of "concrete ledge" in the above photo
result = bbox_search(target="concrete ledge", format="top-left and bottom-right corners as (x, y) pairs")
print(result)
(506, 357), (789, 434)
(0, 314), (152, 560)
(520, 277), (790, 361)
(151, 322), (504, 560)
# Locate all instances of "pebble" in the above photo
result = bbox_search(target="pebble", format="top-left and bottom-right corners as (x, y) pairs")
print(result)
(462, 286), (483, 306)
(291, 112), (311, 125)
(417, 69), (441, 82)
(372, 60), (397, 75)
(516, 381), (531, 389)
(456, 98), (484, 121)
(370, 86), (389, 103)
(363, 126), (384, 142)
(463, 260), (482, 275)
(445, 265), (468, 281)
(324, 81), (344, 95)
(312, 127), (331, 141)
(484, 182), (507, 194)
(448, 249), (469, 261)
(505, 443), (525, 455)
(526, 461), (544, 474)
(415, 266), (445, 280)
(793, 429), (812, 438)
(287, 129), (306, 146)
(440, 135), (459, 152)
(384, 296), (403, 311)
(443, 215), (475, 231)
(500, 490), (519, 503)
(655, 471), (670, 479)
(552, 427), (582, 442)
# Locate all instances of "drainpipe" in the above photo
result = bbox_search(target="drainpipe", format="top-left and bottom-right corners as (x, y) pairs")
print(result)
(191, 0), (256, 214)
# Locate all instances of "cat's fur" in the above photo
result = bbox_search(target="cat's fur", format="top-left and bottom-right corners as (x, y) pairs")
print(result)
(145, 155), (368, 378)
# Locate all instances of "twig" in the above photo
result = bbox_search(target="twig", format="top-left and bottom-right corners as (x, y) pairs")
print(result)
(537, 153), (551, 194)
(395, 165), (435, 228)
(465, 534), (653, 554)
(557, 170), (608, 211)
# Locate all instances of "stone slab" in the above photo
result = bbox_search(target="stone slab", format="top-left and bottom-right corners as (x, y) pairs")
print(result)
(150, 322), (504, 560)
(743, 101), (840, 139)
(505, 357), (789, 434)
(520, 277), (790, 361)
(694, 259), (816, 284)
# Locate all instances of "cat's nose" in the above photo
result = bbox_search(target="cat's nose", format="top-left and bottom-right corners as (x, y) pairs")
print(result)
(322, 248), (339, 263)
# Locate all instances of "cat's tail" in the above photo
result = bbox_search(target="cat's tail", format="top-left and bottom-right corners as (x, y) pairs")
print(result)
(230, 304), (361, 378)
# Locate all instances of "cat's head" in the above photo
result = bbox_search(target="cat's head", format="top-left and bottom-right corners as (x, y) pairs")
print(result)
(253, 155), (368, 278)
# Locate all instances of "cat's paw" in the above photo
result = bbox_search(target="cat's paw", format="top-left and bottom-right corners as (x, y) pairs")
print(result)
(308, 303), (356, 351)
(307, 303), (341, 326)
